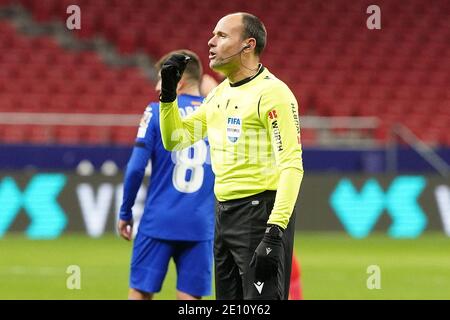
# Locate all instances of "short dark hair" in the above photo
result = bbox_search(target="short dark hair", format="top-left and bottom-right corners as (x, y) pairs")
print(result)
(241, 13), (267, 56)
(155, 49), (202, 82)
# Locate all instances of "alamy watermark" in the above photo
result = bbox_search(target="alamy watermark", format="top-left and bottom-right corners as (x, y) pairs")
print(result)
(66, 265), (81, 290)
(168, 120), (281, 177)
(66, 5), (81, 30)
(366, 265), (381, 289)
(366, 5), (381, 30)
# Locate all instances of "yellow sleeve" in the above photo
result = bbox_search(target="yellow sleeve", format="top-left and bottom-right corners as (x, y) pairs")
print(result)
(260, 83), (304, 229)
(159, 99), (207, 151)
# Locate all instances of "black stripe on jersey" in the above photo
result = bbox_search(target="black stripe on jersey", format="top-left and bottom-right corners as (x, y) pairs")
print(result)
(257, 95), (262, 119)
(205, 94), (215, 104)
(229, 65), (265, 87)
(134, 141), (146, 148)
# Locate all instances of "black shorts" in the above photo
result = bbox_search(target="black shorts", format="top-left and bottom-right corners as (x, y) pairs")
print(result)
(214, 190), (295, 300)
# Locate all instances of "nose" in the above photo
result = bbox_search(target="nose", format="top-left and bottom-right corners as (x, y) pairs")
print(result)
(208, 35), (216, 48)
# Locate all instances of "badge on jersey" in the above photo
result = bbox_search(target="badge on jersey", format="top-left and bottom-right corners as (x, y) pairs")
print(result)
(226, 117), (242, 143)
(268, 109), (283, 152)
(137, 106), (152, 138)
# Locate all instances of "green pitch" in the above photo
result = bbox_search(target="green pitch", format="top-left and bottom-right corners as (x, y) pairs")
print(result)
(1, 232), (449, 300)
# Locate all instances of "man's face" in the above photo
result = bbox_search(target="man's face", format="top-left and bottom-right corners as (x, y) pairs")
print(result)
(208, 14), (244, 72)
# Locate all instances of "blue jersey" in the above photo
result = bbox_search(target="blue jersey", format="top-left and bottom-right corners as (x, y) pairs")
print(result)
(119, 94), (215, 241)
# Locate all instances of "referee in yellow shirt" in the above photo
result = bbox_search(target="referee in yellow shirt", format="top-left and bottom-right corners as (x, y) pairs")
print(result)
(158, 12), (304, 300)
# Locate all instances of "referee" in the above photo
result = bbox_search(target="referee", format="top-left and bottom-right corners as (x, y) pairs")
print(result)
(158, 12), (304, 300)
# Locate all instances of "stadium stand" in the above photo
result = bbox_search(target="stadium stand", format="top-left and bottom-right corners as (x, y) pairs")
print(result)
(0, 17), (154, 145)
(0, 0), (448, 146)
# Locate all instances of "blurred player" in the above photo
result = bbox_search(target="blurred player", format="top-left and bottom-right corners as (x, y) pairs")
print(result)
(158, 13), (304, 300)
(200, 73), (221, 97)
(118, 50), (215, 300)
(289, 254), (303, 300)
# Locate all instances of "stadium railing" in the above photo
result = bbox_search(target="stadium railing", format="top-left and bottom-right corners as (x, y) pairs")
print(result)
(0, 112), (448, 176)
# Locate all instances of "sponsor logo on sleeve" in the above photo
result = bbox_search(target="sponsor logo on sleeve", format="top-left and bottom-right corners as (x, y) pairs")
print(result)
(268, 109), (283, 152)
(268, 110), (278, 120)
(291, 103), (301, 144)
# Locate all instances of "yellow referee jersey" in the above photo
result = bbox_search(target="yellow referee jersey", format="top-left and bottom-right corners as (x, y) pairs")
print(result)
(160, 66), (303, 228)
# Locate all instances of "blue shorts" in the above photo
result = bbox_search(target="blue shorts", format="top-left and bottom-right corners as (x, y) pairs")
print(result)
(129, 233), (213, 297)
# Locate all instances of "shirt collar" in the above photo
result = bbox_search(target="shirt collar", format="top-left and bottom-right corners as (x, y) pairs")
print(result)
(229, 64), (265, 87)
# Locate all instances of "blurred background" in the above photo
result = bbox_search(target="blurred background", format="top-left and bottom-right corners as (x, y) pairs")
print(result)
(0, 0), (449, 299)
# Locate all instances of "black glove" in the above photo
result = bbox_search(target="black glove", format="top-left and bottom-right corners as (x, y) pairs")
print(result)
(159, 54), (191, 102)
(250, 224), (284, 281)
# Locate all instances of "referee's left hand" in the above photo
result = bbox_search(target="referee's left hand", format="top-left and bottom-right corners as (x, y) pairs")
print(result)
(250, 226), (283, 281)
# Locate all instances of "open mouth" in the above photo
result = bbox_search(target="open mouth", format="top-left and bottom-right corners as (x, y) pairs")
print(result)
(209, 52), (216, 60)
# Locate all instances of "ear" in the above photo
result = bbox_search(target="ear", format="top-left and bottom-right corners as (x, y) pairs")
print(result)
(244, 38), (257, 53)
(177, 77), (185, 92)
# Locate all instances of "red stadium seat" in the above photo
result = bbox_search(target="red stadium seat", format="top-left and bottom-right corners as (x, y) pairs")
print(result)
(110, 126), (138, 145)
(0, 124), (28, 144)
(84, 126), (112, 145)
(1, 0), (448, 146)
(54, 126), (83, 145)
(28, 125), (54, 144)
(300, 128), (317, 147)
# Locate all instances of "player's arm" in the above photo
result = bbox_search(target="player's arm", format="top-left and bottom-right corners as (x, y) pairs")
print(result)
(119, 145), (151, 221)
(261, 84), (304, 229)
(118, 105), (155, 239)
